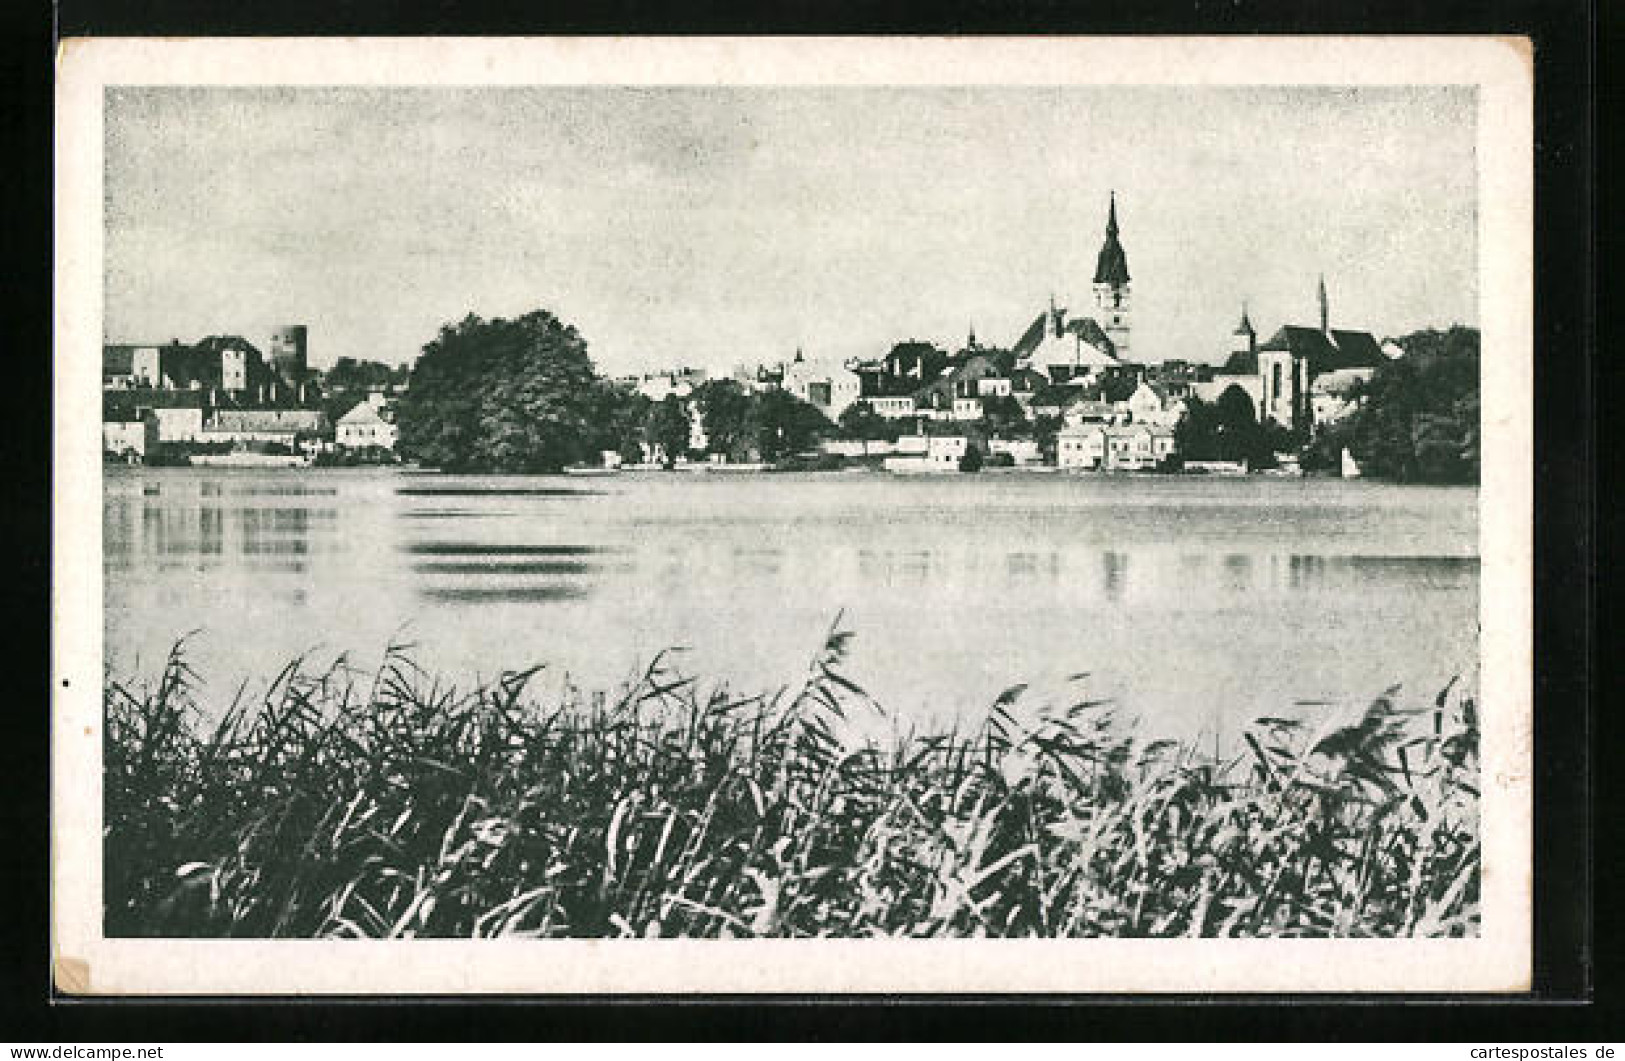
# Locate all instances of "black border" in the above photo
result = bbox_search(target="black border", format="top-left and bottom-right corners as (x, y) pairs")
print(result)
(8, 0), (1600, 1041)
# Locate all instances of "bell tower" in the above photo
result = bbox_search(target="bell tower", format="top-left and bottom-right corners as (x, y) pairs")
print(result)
(1092, 192), (1132, 359)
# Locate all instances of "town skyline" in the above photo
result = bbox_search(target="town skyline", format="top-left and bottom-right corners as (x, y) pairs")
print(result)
(105, 86), (1478, 375)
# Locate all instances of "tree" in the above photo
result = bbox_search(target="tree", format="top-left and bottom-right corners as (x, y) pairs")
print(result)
(753, 389), (830, 462)
(837, 401), (900, 442)
(323, 357), (399, 393)
(691, 379), (756, 458)
(1333, 326), (1480, 483)
(395, 310), (602, 473)
(980, 394), (1028, 436)
(643, 395), (692, 468)
(1176, 388), (1276, 466)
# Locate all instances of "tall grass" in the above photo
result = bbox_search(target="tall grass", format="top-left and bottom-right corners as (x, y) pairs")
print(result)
(104, 628), (1480, 938)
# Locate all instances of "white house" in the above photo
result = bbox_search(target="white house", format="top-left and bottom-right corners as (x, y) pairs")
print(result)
(152, 407), (204, 443)
(1059, 423), (1175, 470)
(103, 416), (157, 457)
(336, 401), (399, 450)
(1057, 424), (1107, 469)
(866, 396), (918, 419)
(927, 435), (968, 468)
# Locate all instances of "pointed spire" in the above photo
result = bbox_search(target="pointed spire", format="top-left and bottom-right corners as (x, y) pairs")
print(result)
(967, 320), (977, 349)
(1093, 193), (1131, 287)
(1235, 301), (1255, 336)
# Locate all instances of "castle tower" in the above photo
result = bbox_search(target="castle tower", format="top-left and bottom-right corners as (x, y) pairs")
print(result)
(270, 325), (309, 393)
(1092, 192), (1132, 359)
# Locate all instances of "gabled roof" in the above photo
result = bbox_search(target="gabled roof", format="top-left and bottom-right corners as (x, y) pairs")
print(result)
(338, 401), (388, 425)
(1255, 325), (1386, 374)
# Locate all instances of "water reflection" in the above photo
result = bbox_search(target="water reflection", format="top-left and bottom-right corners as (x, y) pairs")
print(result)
(106, 468), (1480, 738)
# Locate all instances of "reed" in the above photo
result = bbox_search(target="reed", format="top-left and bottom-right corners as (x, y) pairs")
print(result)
(103, 627), (1480, 939)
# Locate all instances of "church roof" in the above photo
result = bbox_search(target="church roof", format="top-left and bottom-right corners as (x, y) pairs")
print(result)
(1093, 194), (1131, 287)
(1246, 325), (1387, 375)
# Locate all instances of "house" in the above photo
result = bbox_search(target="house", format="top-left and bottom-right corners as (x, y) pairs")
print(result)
(926, 435), (969, 469)
(865, 396), (919, 419)
(202, 409), (329, 447)
(103, 414), (157, 458)
(1058, 423), (1176, 471)
(782, 349), (862, 420)
(1123, 378), (1184, 428)
(153, 407), (205, 443)
(336, 401), (399, 450)
(1056, 423), (1107, 469)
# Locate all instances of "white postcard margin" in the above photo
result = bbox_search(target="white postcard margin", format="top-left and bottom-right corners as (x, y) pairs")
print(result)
(52, 35), (1534, 995)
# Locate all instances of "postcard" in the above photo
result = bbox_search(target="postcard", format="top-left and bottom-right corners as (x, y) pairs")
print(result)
(53, 35), (1532, 994)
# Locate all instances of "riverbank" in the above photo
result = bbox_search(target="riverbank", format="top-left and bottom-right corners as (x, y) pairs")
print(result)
(104, 632), (1480, 940)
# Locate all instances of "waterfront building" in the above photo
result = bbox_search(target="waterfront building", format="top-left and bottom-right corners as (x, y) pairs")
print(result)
(103, 414), (157, 458)
(336, 401), (398, 450)
(1058, 423), (1176, 471)
(202, 408), (329, 447)
(153, 407), (205, 443)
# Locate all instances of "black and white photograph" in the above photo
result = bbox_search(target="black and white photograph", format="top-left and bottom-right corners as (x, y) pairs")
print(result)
(51, 36), (1534, 994)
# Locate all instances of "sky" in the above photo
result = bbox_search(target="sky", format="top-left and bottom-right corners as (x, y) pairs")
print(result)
(104, 86), (1477, 375)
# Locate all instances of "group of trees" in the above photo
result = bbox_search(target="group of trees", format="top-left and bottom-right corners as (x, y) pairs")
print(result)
(396, 311), (620, 473)
(1308, 327), (1480, 484)
(690, 382), (832, 464)
(395, 310), (834, 472)
(1176, 387), (1298, 468)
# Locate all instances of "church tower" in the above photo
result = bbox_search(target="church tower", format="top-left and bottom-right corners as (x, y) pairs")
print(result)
(1092, 192), (1132, 360)
(1230, 303), (1256, 362)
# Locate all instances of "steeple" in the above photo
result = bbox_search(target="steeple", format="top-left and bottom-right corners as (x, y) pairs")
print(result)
(1234, 302), (1255, 337)
(1093, 192), (1130, 287)
(1317, 274), (1329, 334)
(967, 321), (977, 349)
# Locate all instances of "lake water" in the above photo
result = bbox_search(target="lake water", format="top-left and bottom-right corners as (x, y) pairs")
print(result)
(103, 467), (1479, 740)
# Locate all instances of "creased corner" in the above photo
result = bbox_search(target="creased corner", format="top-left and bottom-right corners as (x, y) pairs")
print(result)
(54, 956), (91, 995)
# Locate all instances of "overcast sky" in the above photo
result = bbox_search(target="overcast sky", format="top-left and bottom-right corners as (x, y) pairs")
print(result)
(104, 86), (1477, 374)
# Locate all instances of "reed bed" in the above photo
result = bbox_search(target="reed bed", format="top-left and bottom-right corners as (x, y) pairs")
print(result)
(104, 628), (1480, 939)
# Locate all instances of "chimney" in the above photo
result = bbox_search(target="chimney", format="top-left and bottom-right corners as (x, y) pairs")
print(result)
(1318, 274), (1329, 335)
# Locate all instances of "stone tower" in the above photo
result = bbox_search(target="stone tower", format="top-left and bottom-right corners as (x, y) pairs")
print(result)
(1092, 192), (1132, 360)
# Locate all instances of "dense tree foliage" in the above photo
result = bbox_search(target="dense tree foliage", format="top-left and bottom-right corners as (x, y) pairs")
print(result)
(643, 395), (693, 467)
(1176, 389), (1292, 467)
(1312, 327), (1480, 484)
(837, 401), (904, 442)
(396, 311), (604, 473)
(691, 380), (758, 457)
(322, 357), (408, 394)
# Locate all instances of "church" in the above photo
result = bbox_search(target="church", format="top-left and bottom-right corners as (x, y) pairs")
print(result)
(1012, 194), (1132, 381)
(1196, 276), (1392, 434)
